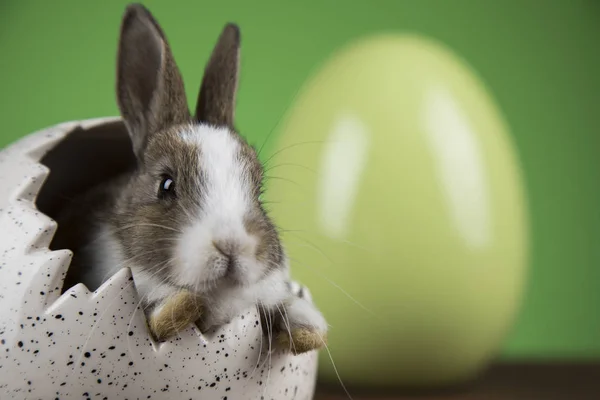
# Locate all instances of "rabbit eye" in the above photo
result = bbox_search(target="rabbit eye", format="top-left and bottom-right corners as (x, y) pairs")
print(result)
(158, 175), (176, 199)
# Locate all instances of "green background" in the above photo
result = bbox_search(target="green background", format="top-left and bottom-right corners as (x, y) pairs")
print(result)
(1, 0), (599, 360)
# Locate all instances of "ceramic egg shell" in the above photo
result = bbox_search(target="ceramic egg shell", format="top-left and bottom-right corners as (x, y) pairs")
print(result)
(0, 117), (319, 399)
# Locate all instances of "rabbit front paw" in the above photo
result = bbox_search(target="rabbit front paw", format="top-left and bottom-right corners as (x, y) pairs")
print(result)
(148, 290), (202, 341)
(274, 283), (328, 355)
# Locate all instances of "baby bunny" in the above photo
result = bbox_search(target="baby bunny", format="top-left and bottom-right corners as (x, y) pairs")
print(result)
(53, 3), (327, 354)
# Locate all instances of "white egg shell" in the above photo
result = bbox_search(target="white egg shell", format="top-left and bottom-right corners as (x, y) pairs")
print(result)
(0, 117), (318, 399)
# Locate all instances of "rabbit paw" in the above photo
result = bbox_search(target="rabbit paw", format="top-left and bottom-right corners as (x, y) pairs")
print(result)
(277, 327), (328, 355)
(274, 283), (328, 355)
(148, 289), (202, 342)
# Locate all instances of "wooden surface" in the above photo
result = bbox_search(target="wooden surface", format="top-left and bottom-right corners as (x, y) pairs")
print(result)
(314, 362), (600, 400)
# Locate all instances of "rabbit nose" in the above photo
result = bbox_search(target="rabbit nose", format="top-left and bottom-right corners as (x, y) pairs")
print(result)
(213, 239), (235, 256)
(213, 240), (236, 269)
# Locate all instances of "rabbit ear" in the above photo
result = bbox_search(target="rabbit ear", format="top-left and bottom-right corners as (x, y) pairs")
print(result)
(116, 3), (190, 158)
(194, 23), (240, 128)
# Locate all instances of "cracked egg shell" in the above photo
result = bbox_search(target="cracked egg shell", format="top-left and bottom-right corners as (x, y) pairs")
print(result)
(0, 117), (319, 399)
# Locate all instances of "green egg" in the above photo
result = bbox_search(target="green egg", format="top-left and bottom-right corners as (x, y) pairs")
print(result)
(265, 34), (529, 388)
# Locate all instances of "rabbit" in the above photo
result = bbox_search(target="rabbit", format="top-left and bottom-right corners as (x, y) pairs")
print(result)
(51, 3), (327, 354)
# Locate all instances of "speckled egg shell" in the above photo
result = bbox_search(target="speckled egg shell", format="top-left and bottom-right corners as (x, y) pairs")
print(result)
(0, 117), (318, 399)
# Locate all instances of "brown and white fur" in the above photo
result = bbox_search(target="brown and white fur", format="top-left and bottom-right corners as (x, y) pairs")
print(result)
(53, 3), (327, 352)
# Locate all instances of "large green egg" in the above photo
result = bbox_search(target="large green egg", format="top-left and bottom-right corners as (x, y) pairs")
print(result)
(264, 34), (528, 388)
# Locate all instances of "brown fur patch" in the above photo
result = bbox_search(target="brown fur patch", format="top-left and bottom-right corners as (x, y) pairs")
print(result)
(108, 126), (205, 286)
